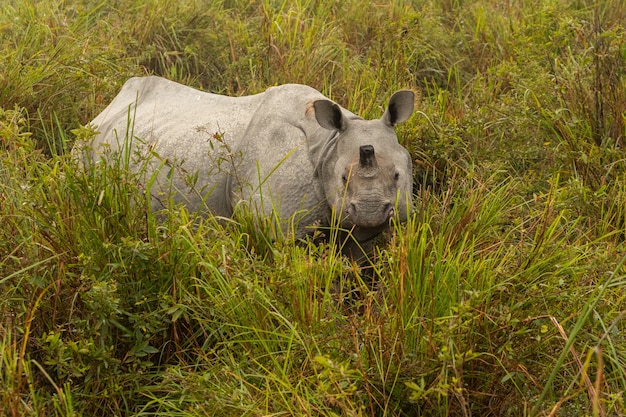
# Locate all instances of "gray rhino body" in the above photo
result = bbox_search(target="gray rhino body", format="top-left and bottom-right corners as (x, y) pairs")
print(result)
(81, 76), (414, 244)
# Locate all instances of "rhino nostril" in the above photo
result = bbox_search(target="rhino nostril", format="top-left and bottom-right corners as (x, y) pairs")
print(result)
(383, 202), (394, 218)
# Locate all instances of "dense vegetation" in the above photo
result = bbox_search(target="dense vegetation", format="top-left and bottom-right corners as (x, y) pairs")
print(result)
(1, 0), (625, 415)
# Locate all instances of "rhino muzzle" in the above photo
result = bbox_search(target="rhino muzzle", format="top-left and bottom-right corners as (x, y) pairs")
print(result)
(347, 199), (395, 228)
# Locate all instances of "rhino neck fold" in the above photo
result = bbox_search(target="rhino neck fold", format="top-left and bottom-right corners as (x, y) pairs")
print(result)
(311, 130), (341, 178)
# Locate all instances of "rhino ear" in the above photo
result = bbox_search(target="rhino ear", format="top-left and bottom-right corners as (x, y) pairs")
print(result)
(313, 100), (347, 131)
(382, 90), (415, 127)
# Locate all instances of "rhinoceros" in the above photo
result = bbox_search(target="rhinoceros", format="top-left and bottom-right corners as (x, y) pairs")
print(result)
(79, 76), (415, 249)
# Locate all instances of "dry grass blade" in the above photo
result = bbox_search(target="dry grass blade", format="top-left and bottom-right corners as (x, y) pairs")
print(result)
(548, 315), (605, 417)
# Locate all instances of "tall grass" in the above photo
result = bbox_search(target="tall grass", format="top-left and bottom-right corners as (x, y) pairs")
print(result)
(1, 0), (626, 415)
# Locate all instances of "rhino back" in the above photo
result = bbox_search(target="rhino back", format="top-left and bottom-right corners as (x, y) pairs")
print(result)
(86, 76), (266, 215)
(91, 76), (261, 159)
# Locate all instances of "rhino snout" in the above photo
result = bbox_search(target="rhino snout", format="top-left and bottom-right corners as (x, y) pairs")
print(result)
(347, 200), (395, 228)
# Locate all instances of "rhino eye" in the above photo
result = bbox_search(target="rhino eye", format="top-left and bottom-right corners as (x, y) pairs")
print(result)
(341, 174), (348, 184)
(394, 172), (400, 180)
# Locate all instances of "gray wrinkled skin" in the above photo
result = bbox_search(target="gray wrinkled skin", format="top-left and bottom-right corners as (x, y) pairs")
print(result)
(79, 76), (414, 245)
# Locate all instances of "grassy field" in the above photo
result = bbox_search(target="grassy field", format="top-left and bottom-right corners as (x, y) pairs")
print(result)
(1, 0), (626, 415)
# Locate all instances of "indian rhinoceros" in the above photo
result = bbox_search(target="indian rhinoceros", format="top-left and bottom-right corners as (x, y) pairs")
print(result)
(79, 76), (415, 249)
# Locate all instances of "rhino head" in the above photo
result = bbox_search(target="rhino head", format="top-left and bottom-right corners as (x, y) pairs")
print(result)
(311, 90), (415, 235)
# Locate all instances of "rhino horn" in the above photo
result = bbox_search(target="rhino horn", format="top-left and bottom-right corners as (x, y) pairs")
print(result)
(359, 145), (377, 167)
(359, 144), (379, 177)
